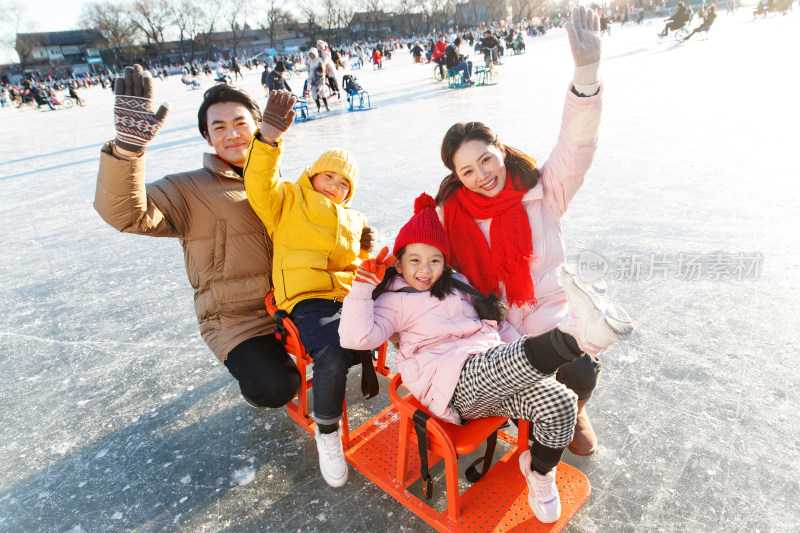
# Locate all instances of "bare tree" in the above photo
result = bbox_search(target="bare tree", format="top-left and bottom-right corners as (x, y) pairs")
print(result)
(335, 4), (355, 45)
(1, 1), (37, 73)
(128, 0), (174, 63)
(296, 0), (319, 46)
(172, 0), (207, 61)
(394, 0), (415, 37)
(222, 0), (252, 59)
(262, 0), (292, 49)
(512, 0), (549, 21)
(414, 0), (434, 34)
(79, 1), (140, 68)
(357, 0), (385, 41)
(194, 0), (224, 59)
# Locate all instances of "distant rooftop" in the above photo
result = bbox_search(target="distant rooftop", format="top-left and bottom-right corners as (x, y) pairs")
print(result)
(16, 29), (106, 46)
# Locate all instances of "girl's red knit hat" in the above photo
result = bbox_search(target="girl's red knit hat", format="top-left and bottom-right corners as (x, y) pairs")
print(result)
(393, 193), (450, 261)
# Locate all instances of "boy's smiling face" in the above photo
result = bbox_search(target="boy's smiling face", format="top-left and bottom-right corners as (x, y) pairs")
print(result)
(310, 171), (350, 204)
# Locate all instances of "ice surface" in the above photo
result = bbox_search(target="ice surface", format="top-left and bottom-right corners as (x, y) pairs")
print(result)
(1, 10), (799, 532)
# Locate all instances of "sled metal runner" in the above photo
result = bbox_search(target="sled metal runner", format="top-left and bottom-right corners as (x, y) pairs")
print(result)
(266, 292), (590, 531)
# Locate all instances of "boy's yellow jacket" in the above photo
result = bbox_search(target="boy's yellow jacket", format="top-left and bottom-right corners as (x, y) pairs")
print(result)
(243, 136), (367, 313)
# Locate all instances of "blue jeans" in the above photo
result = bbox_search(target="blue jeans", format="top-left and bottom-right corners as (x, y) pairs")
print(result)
(451, 60), (473, 81)
(290, 298), (359, 425)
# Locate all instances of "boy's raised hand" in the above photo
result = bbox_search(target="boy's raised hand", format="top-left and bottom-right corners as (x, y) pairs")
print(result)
(260, 89), (296, 144)
(113, 64), (170, 154)
(355, 246), (395, 286)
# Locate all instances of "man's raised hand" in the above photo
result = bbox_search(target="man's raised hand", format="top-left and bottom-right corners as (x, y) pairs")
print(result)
(113, 64), (170, 154)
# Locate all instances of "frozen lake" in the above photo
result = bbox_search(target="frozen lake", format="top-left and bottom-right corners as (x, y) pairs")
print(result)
(1, 9), (799, 532)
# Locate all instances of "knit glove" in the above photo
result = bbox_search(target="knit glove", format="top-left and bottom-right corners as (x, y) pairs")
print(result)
(113, 64), (170, 153)
(355, 246), (395, 285)
(565, 6), (602, 96)
(260, 89), (296, 144)
(360, 226), (376, 253)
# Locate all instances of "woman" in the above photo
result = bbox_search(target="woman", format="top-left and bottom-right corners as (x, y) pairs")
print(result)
(435, 6), (615, 456)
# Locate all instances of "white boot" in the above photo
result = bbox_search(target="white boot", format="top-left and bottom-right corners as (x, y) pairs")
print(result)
(314, 426), (349, 487)
(519, 450), (561, 523)
(558, 266), (633, 356)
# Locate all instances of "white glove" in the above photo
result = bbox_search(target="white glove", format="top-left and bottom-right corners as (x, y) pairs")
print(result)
(565, 6), (602, 96)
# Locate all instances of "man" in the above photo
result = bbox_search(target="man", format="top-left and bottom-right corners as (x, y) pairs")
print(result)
(444, 37), (474, 84)
(94, 65), (301, 409)
(480, 29), (501, 67)
(267, 61), (292, 94)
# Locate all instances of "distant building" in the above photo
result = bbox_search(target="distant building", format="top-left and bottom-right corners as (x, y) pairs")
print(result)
(455, 0), (514, 27)
(349, 11), (394, 41)
(15, 30), (107, 78)
(144, 27), (314, 65)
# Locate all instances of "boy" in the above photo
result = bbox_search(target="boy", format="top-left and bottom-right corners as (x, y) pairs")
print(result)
(243, 90), (375, 488)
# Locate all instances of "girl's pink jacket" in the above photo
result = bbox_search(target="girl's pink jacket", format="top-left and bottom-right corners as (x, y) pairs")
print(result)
(440, 87), (602, 337)
(339, 276), (520, 424)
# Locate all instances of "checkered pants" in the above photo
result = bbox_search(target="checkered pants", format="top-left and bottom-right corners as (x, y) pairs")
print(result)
(451, 337), (578, 449)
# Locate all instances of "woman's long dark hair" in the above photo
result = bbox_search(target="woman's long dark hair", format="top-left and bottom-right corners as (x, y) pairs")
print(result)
(435, 121), (541, 205)
(372, 247), (455, 301)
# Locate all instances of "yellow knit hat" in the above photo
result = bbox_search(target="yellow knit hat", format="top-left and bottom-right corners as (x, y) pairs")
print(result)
(307, 148), (359, 201)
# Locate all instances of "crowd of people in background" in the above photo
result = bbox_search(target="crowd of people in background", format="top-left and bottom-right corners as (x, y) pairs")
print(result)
(2, 2), (794, 112)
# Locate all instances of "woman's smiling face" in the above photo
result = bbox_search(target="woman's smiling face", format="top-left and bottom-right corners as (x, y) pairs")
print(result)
(452, 139), (507, 197)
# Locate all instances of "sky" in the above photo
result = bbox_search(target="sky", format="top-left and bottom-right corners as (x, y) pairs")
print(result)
(1, 0), (87, 63)
(18, 0), (85, 32)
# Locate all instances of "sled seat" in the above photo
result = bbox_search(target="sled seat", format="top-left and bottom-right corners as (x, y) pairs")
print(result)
(265, 291), (391, 446)
(293, 100), (310, 122)
(447, 70), (472, 89)
(346, 88), (371, 111)
(389, 374), (530, 522)
(475, 67), (497, 86)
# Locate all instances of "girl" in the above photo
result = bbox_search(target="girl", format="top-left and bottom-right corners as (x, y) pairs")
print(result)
(309, 65), (329, 112)
(339, 193), (632, 523)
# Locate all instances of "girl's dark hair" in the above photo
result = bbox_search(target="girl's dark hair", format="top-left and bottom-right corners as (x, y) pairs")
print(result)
(372, 247), (455, 301)
(435, 121), (541, 205)
(197, 84), (261, 137)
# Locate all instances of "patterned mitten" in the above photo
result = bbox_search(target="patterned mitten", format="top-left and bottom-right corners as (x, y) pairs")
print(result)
(565, 7), (602, 96)
(114, 65), (170, 153)
(260, 89), (296, 144)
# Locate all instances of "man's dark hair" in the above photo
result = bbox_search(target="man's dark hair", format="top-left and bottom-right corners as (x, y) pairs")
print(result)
(197, 84), (261, 137)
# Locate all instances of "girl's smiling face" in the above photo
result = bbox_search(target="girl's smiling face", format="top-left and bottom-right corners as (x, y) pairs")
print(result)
(395, 243), (446, 291)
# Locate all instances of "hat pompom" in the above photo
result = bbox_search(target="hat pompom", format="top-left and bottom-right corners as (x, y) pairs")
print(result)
(414, 193), (437, 214)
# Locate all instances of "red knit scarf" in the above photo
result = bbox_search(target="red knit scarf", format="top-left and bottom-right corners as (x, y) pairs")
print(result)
(443, 172), (536, 307)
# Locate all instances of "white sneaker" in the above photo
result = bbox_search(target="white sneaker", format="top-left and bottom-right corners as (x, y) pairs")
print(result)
(314, 427), (349, 487)
(558, 266), (634, 356)
(519, 450), (561, 523)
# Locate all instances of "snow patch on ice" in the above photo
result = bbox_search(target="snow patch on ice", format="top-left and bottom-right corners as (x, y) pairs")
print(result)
(231, 466), (256, 486)
(94, 448), (109, 459)
(110, 511), (122, 519)
(180, 475), (191, 484)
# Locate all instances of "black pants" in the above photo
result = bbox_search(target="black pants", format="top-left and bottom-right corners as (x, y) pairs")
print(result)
(224, 335), (301, 408)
